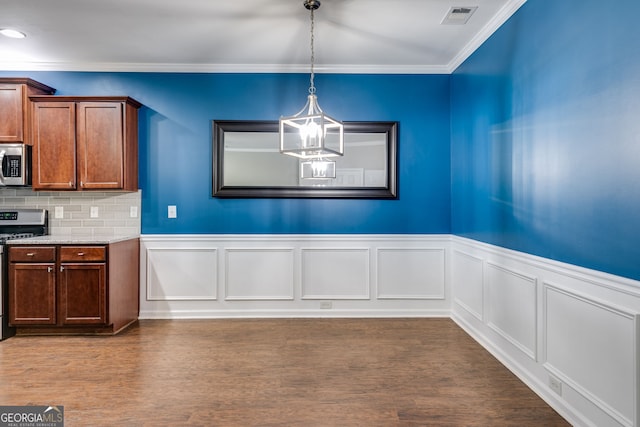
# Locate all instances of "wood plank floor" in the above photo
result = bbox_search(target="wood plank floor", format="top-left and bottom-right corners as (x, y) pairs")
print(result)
(0, 318), (569, 426)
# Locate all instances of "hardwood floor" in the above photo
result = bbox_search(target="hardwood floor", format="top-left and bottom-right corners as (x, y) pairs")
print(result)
(0, 318), (569, 426)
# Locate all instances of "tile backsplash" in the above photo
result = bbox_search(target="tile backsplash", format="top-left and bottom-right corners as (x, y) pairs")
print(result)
(0, 189), (141, 237)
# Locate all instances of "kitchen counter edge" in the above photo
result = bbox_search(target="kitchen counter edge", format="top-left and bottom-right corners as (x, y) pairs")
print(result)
(7, 235), (140, 245)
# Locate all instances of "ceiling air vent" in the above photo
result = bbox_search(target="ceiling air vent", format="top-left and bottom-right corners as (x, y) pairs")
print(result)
(441, 6), (478, 25)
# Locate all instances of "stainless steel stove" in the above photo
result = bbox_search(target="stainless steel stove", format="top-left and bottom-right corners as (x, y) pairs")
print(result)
(0, 208), (48, 340)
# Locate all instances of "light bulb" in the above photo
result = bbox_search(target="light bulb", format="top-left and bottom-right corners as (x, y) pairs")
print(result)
(300, 120), (322, 148)
(311, 160), (327, 177)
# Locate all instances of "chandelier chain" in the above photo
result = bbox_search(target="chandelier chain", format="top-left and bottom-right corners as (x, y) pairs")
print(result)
(309, 8), (316, 95)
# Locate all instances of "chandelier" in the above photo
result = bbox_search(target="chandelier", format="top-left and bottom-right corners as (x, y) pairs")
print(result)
(279, 0), (344, 163)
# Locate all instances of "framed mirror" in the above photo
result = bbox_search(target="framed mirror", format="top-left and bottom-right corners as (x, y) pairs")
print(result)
(212, 120), (398, 198)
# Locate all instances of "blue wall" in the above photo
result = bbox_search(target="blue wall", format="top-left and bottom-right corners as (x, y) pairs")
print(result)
(5, 0), (638, 281)
(0, 71), (451, 234)
(450, 0), (640, 281)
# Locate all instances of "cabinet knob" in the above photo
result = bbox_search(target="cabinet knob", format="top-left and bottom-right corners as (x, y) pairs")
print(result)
(77, 252), (84, 256)
(69, 182), (73, 187)
(60, 266), (65, 272)
(26, 252), (34, 257)
(47, 266), (53, 273)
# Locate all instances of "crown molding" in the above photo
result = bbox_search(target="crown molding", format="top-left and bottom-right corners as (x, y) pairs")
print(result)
(0, 61), (451, 74)
(447, 0), (527, 73)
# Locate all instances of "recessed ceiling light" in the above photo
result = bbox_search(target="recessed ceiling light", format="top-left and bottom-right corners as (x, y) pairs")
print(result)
(0, 29), (27, 39)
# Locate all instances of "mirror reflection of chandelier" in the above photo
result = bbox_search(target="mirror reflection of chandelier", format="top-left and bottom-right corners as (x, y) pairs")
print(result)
(279, 0), (344, 161)
(300, 159), (336, 179)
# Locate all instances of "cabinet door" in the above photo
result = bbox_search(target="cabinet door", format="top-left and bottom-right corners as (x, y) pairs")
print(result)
(59, 263), (107, 325)
(9, 263), (56, 325)
(76, 102), (124, 190)
(0, 84), (24, 142)
(32, 101), (77, 190)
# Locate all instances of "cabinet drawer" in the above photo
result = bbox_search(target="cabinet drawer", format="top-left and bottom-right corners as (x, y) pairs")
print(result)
(9, 246), (56, 262)
(60, 246), (106, 262)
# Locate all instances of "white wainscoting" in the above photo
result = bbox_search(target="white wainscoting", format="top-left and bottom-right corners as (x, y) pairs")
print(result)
(451, 236), (640, 427)
(140, 234), (451, 319)
(377, 248), (446, 299)
(486, 262), (538, 361)
(451, 250), (484, 321)
(146, 247), (218, 300)
(225, 248), (295, 300)
(140, 234), (640, 427)
(301, 248), (370, 299)
(543, 283), (639, 427)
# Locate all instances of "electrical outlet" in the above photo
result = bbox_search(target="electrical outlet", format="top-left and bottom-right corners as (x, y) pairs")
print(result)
(549, 375), (562, 396)
(130, 206), (138, 218)
(54, 206), (64, 219)
(320, 301), (332, 309)
(90, 206), (99, 218)
(168, 205), (177, 219)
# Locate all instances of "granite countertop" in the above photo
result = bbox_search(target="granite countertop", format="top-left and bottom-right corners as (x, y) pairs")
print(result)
(8, 234), (140, 245)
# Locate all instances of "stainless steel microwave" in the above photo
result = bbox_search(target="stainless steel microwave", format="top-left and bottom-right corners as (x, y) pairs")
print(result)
(0, 144), (31, 187)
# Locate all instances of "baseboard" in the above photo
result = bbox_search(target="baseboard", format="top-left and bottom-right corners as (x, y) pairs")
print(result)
(140, 308), (451, 319)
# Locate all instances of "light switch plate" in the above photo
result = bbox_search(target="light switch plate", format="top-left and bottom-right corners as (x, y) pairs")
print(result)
(168, 205), (177, 218)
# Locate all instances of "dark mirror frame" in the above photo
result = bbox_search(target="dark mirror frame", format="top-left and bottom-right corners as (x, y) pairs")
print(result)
(212, 120), (398, 199)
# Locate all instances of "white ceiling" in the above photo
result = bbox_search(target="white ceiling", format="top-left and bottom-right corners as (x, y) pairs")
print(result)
(0, 0), (525, 74)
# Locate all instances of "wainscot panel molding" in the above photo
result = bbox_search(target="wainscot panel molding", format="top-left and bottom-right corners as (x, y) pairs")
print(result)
(486, 262), (538, 361)
(140, 234), (451, 319)
(451, 236), (640, 427)
(146, 247), (217, 301)
(543, 283), (639, 427)
(301, 248), (371, 300)
(451, 249), (484, 321)
(377, 248), (446, 299)
(225, 248), (295, 301)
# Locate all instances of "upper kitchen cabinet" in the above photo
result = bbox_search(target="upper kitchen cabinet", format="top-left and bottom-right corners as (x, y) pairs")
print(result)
(0, 78), (56, 144)
(30, 96), (142, 191)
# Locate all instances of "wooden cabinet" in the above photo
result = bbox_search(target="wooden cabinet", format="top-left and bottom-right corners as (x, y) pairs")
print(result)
(0, 78), (55, 144)
(30, 96), (141, 191)
(8, 246), (57, 325)
(59, 246), (107, 325)
(8, 239), (139, 335)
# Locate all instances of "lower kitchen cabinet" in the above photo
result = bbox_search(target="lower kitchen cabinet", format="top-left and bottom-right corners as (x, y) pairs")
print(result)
(8, 238), (139, 335)
(10, 257), (57, 325)
(59, 246), (107, 325)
